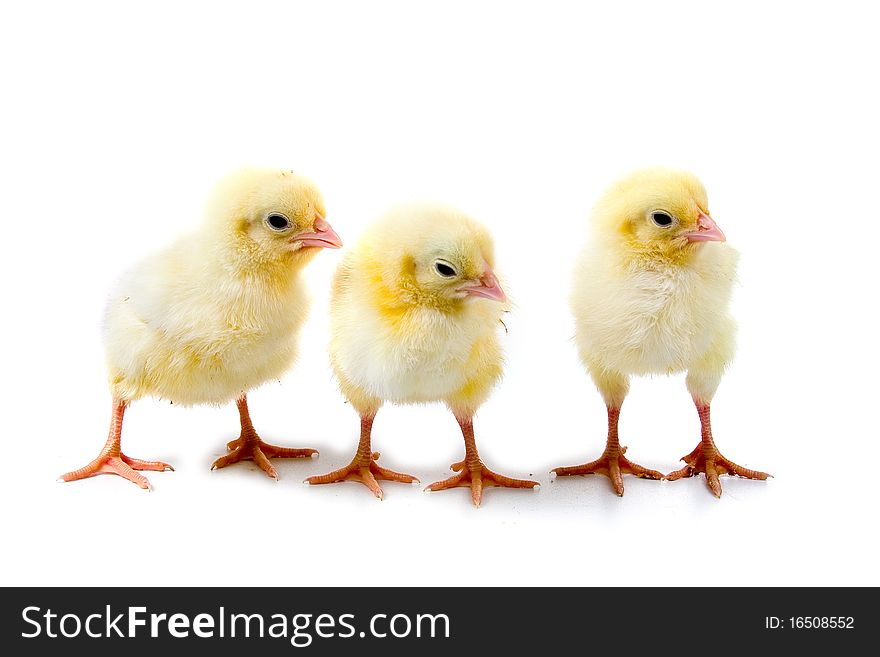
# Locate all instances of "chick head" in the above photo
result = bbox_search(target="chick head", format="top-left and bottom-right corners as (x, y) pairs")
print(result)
(366, 203), (506, 311)
(206, 168), (341, 267)
(593, 167), (725, 261)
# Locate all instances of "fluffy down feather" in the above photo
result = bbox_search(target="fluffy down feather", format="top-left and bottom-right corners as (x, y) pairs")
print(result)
(556, 167), (766, 498)
(571, 167), (738, 406)
(328, 203), (507, 418)
(104, 168), (326, 406)
(306, 202), (536, 505)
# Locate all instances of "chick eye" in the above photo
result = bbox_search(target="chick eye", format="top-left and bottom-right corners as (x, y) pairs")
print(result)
(651, 211), (674, 227)
(434, 261), (457, 277)
(266, 213), (291, 231)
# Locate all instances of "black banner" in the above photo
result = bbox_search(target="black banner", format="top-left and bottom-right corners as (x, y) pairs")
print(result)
(1, 587), (868, 653)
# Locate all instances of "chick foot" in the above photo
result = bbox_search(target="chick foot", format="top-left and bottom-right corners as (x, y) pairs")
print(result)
(305, 413), (417, 499)
(426, 416), (538, 507)
(59, 400), (173, 490)
(552, 406), (663, 496)
(666, 442), (770, 497)
(666, 402), (770, 497)
(426, 459), (538, 507)
(552, 446), (663, 496)
(210, 396), (317, 480)
(60, 453), (173, 490)
(305, 451), (418, 500)
(212, 435), (316, 480)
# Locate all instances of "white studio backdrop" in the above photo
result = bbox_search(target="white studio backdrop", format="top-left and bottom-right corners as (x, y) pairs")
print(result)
(1, 1), (878, 587)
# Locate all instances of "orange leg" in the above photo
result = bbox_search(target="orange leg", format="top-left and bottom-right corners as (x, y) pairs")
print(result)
(552, 405), (663, 496)
(59, 400), (173, 490)
(425, 416), (538, 507)
(304, 413), (418, 499)
(211, 395), (317, 480)
(667, 401), (770, 497)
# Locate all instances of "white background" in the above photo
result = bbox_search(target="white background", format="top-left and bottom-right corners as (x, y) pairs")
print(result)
(2, 1), (878, 587)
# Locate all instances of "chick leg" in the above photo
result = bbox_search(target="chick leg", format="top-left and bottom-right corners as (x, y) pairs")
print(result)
(210, 395), (317, 480)
(551, 405), (664, 496)
(58, 400), (173, 490)
(304, 413), (418, 499)
(666, 401), (770, 497)
(425, 416), (539, 507)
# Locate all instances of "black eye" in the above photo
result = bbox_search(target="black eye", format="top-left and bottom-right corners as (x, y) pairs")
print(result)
(651, 211), (674, 227)
(266, 213), (291, 231)
(434, 261), (457, 277)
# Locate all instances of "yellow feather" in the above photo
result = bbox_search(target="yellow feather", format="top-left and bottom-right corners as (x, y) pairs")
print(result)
(104, 167), (330, 406)
(328, 203), (507, 417)
(572, 167), (738, 404)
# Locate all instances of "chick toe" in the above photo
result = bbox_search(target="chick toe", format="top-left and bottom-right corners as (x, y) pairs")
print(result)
(426, 459), (538, 508)
(211, 396), (317, 480)
(665, 402), (770, 497)
(58, 401), (170, 490)
(552, 406), (663, 496)
(305, 455), (419, 500)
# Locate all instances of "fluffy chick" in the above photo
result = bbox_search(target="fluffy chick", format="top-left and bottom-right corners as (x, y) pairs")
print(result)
(305, 203), (537, 505)
(554, 167), (769, 497)
(60, 168), (341, 489)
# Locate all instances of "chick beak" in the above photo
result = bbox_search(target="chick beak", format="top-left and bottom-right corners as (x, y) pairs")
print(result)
(292, 215), (343, 249)
(685, 212), (726, 243)
(459, 266), (507, 302)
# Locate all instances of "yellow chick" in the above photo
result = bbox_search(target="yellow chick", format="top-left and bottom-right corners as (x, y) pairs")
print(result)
(306, 203), (537, 506)
(60, 168), (342, 489)
(553, 168), (769, 497)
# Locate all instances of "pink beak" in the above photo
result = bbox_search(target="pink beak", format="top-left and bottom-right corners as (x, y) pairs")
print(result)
(292, 214), (343, 249)
(686, 212), (726, 243)
(459, 266), (507, 302)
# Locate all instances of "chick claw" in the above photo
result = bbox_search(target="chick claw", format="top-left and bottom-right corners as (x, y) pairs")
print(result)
(211, 435), (317, 480)
(304, 452), (418, 500)
(552, 446), (664, 496)
(666, 443), (770, 498)
(425, 460), (539, 507)
(59, 453), (174, 490)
